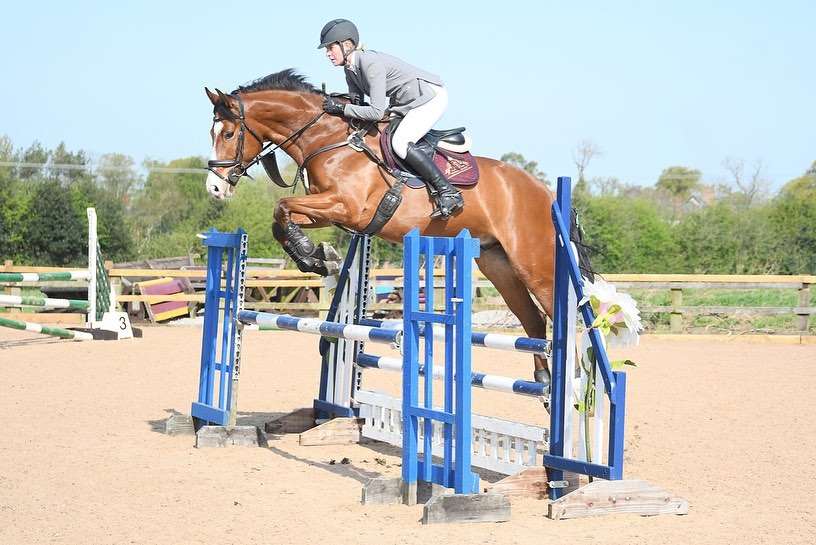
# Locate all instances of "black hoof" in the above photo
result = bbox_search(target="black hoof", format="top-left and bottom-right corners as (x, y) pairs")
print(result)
(315, 242), (341, 263)
(533, 368), (551, 389)
(324, 260), (341, 276)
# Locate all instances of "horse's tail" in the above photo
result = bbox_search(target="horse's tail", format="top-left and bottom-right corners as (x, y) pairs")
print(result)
(570, 207), (596, 282)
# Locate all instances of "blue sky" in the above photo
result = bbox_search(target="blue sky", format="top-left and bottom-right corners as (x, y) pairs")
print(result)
(0, 0), (812, 188)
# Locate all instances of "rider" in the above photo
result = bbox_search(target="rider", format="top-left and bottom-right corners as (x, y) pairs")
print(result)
(318, 18), (464, 219)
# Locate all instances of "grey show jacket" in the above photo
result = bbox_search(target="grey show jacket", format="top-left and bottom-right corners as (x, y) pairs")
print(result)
(343, 49), (443, 121)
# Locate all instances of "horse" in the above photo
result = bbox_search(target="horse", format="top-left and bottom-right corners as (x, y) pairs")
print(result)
(204, 69), (589, 385)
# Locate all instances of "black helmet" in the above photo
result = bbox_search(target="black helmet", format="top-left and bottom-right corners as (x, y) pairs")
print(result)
(317, 19), (359, 49)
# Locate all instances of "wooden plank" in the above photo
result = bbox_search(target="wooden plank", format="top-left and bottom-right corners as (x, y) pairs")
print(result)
(486, 468), (580, 500)
(422, 494), (511, 524)
(244, 280), (324, 288)
(265, 408), (316, 434)
(117, 293), (204, 303)
(604, 273), (816, 283)
(614, 282), (807, 289)
(0, 264), (88, 273)
(298, 417), (363, 446)
(644, 306), (816, 315)
(108, 268), (322, 280)
(243, 302), (324, 311)
(547, 479), (689, 520)
(0, 311), (86, 324)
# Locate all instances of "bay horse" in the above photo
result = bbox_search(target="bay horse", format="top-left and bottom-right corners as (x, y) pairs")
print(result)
(205, 69), (588, 385)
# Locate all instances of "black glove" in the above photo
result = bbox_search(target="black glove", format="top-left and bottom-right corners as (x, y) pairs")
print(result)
(322, 96), (345, 116)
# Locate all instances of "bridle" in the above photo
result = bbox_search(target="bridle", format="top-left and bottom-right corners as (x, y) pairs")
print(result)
(207, 92), (326, 186)
(208, 90), (397, 191)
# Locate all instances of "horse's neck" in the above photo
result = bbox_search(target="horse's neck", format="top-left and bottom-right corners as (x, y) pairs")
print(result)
(250, 91), (379, 190)
(251, 92), (349, 165)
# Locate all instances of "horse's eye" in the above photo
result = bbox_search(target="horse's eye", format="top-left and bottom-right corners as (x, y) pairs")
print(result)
(224, 131), (235, 140)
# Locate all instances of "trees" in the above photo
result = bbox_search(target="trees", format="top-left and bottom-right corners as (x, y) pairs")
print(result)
(766, 164), (816, 274)
(580, 195), (678, 273)
(656, 166), (702, 220)
(499, 152), (549, 185)
(0, 134), (812, 274)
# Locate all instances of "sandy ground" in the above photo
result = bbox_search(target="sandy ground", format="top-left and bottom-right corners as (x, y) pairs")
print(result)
(1, 326), (815, 545)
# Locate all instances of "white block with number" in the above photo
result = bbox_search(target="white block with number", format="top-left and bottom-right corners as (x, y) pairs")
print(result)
(92, 311), (135, 339)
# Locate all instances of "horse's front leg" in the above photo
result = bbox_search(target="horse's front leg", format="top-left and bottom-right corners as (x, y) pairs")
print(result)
(272, 194), (349, 276)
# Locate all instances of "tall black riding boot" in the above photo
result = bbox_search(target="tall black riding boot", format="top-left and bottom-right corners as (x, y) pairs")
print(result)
(404, 143), (464, 219)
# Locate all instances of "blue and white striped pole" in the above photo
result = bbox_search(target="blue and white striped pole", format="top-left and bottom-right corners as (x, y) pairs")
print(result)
(359, 318), (551, 356)
(355, 353), (548, 398)
(237, 311), (402, 346)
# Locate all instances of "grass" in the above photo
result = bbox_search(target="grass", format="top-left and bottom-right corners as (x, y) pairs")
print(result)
(630, 288), (814, 334)
(475, 286), (814, 335)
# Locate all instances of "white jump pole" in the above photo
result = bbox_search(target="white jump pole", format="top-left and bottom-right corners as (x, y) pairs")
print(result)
(87, 208), (97, 326)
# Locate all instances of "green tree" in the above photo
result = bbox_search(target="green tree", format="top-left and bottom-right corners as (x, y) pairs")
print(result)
(49, 142), (90, 184)
(17, 141), (49, 179)
(131, 157), (223, 257)
(766, 164), (816, 273)
(656, 166), (702, 220)
(580, 196), (677, 273)
(673, 201), (775, 273)
(500, 152), (549, 185)
(23, 180), (86, 265)
(71, 178), (134, 262)
(96, 153), (141, 206)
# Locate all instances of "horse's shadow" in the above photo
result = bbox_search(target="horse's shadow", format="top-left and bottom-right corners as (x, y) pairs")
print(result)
(0, 337), (65, 349)
(150, 409), (506, 486)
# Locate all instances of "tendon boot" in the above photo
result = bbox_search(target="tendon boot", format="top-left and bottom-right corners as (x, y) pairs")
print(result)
(404, 142), (464, 219)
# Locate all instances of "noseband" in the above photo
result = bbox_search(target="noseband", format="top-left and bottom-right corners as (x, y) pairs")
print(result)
(207, 93), (326, 186)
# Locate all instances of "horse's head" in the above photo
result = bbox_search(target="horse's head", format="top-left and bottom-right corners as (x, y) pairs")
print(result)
(205, 88), (265, 199)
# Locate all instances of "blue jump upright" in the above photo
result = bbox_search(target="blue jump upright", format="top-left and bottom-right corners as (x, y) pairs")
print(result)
(401, 228), (481, 497)
(191, 228), (248, 427)
(545, 176), (626, 499)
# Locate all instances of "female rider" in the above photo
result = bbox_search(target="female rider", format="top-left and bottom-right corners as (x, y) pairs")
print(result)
(318, 18), (464, 219)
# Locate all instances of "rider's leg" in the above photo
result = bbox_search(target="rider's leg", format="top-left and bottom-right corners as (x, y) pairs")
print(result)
(392, 85), (464, 219)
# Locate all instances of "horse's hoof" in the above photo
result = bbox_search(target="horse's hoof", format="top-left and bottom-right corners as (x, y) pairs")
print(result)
(324, 259), (341, 276)
(533, 368), (551, 389)
(317, 242), (342, 262)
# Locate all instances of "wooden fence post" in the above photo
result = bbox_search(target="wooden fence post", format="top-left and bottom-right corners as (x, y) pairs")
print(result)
(798, 283), (811, 332)
(670, 288), (683, 333)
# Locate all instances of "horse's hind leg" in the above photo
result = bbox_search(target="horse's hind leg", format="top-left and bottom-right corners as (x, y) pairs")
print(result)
(476, 244), (551, 385)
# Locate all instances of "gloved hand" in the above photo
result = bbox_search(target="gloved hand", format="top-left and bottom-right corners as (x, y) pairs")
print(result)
(322, 96), (346, 116)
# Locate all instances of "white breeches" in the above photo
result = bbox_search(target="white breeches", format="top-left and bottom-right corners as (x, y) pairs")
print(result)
(391, 83), (448, 159)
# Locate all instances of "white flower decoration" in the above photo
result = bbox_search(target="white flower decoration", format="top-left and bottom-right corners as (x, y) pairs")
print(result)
(579, 276), (642, 348)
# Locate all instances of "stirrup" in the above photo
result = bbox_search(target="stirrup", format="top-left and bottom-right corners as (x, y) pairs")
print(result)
(429, 192), (464, 219)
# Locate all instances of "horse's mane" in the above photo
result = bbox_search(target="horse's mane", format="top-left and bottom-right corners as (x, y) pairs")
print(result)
(233, 68), (319, 95)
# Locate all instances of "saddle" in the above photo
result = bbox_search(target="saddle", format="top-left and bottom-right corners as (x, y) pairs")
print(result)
(380, 118), (480, 188)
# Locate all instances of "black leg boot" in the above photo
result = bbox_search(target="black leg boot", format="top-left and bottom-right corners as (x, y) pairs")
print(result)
(273, 223), (333, 276)
(404, 143), (464, 219)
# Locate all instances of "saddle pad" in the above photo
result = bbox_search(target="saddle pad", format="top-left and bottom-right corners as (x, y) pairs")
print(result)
(380, 123), (480, 188)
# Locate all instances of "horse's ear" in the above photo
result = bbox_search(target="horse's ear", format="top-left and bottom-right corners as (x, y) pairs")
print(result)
(215, 89), (238, 113)
(205, 87), (220, 105)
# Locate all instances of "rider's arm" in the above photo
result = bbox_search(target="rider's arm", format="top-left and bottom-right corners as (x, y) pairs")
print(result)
(344, 60), (387, 121)
(344, 71), (364, 106)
